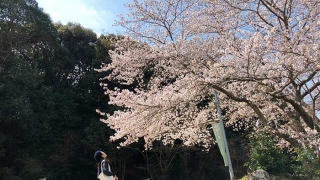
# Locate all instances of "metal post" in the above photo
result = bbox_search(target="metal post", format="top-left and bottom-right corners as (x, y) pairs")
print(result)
(214, 91), (234, 180)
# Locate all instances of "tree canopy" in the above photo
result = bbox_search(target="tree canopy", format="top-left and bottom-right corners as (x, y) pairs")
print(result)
(98, 0), (320, 150)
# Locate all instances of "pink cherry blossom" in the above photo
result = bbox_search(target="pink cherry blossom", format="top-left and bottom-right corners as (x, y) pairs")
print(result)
(97, 0), (320, 150)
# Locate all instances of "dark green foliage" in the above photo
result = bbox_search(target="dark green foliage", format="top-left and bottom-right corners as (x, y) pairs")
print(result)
(291, 147), (320, 179)
(0, 0), (58, 179)
(245, 132), (320, 179)
(225, 129), (249, 179)
(245, 132), (294, 176)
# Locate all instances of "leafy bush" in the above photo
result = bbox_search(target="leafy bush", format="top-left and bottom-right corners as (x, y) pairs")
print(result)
(292, 147), (320, 180)
(245, 133), (293, 175)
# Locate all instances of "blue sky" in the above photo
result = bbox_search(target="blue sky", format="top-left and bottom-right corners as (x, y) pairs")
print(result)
(37, 0), (132, 35)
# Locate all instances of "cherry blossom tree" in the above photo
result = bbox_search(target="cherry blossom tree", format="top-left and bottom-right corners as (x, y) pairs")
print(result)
(97, 0), (320, 150)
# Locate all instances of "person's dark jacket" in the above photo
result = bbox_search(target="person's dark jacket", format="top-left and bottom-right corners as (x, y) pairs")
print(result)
(101, 160), (113, 176)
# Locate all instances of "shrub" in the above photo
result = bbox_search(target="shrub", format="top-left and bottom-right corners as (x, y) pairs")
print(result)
(291, 147), (320, 180)
(245, 133), (293, 176)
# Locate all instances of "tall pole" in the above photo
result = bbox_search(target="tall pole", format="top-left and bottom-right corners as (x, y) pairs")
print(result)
(214, 91), (234, 180)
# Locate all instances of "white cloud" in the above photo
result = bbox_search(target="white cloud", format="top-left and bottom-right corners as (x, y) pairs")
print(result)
(37, 0), (115, 34)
